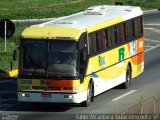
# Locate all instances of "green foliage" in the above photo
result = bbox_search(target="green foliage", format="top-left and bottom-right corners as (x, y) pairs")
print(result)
(0, 0), (112, 19)
(0, 26), (27, 72)
(125, 0), (160, 9)
(1, 0), (159, 19)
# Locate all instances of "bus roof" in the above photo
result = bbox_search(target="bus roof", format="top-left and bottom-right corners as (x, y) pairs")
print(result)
(22, 5), (143, 40)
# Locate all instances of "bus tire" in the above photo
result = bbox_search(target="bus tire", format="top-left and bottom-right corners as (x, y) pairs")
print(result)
(122, 66), (131, 89)
(81, 82), (94, 107)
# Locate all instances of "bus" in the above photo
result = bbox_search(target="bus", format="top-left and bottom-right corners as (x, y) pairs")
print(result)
(17, 5), (144, 106)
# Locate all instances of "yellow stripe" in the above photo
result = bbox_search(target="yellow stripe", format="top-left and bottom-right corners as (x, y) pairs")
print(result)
(87, 17), (124, 33)
(9, 69), (18, 77)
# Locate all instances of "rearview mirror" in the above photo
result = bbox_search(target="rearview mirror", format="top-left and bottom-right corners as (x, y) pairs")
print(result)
(80, 48), (87, 64)
(13, 49), (17, 61)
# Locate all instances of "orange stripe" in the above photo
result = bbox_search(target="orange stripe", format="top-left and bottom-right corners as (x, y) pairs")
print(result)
(130, 37), (144, 65)
(127, 37), (144, 65)
(130, 52), (144, 65)
(137, 37), (144, 53)
(45, 79), (80, 87)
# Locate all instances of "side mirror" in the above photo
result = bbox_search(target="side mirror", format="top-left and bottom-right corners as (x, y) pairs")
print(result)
(79, 74), (84, 84)
(80, 48), (87, 64)
(13, 49), (17, 61)
(79, 49), (86, 77)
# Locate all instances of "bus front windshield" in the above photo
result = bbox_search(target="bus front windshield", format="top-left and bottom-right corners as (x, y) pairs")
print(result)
(20, 40), (78, 78)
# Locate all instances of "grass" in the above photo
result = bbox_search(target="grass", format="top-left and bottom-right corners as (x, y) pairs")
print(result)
(0, 0), (159, 19)
(0, 0), (112, 19)
(0, 26), (28, 72)
(0, 0), (160, 72)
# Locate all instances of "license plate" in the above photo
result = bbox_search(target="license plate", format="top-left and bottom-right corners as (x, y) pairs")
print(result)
(41, 93), (52, 98)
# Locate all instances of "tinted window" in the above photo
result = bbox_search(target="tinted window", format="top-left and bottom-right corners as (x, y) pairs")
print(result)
(89, 33), (97, 53)
(22, 40), (47, 70)
(134, 17), (143, 37)
(107, 27), (115, 47)
(125, 20), (134, 40)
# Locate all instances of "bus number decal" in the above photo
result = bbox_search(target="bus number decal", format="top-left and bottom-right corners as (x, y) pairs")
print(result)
(119, 47), (125, 62)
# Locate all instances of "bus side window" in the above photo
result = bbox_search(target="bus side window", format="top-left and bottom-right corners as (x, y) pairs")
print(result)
(117, 24), (125, 43)
(89, 33), (97, 54)
(111, 27), (115, 46)
(104, 29), (108, 48)
(134, 16), (143, 37)
(140, 16), (144, 34)
(124, 22), (127, 41)
(92, 33), (97, 53)
(114, 26), (118, 44)
(125, 20), (134, 40)
(107, 27), (115, 47)
(107, 28), (111, 47)
(96, 32), (100, 51)
(97, 30), (104, 50)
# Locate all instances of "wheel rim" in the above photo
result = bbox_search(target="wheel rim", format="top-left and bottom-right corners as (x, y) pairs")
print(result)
(87, 84), (92, 103)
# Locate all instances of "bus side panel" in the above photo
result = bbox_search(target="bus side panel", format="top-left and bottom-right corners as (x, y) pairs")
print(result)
(85, 37), (144, 96)
(90, 64), (126, 96)
(85, 44), (129, 96)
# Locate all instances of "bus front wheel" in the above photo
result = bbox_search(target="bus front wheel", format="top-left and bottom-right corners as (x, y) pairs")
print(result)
(81, 82), (94, 107)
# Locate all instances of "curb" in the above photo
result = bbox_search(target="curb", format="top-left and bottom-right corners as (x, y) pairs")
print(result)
(12, 18), (56, 23)
(12, 18), (57, 26)
(143, 9), (159, 14)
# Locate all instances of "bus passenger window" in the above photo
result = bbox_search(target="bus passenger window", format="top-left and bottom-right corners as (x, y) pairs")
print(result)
(114, 26), (118, 44)
(89, 33), (97, 54)
(134, 17), (143, 37)
(97, 31), (104, 50)
(107, 27), (115, 47)
(125, 20), (134, 40)
(117, 24), (125, 43)
(124, 23), (127, 41)
(104, 30), (108, 48)
(89, 34), (93, 54)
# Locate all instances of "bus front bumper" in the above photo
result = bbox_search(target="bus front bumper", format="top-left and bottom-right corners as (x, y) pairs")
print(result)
(18, 91), (87, 104)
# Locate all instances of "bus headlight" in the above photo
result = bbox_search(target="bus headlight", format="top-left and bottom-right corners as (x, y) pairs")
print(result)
(21, 93), (29, 97)
(64, 95), (73, 99)
(21, 93), (25, 97)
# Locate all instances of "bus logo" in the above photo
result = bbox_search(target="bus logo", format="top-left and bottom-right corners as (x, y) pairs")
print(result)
(119, 47), (125, 62)
(99, 55), (105, 66)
